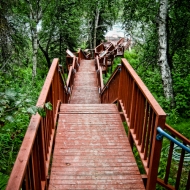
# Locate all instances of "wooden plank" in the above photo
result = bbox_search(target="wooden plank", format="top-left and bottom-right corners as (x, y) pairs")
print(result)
(49, 104), (145, 189)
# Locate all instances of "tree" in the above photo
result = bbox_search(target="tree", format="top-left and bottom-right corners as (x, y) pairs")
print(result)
(38, 0), (82, 67)
(158, 0), (174, 102)
(83, 0), (121, 49)
(123, 0), (174, 104)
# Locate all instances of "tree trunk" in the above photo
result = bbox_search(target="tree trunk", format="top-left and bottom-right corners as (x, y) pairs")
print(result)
(158, 0), (174, 104)
(93, 8), (100, 49)
(28, 1), (42, 78)
(32, 26), (38, 77)
(39, 43), (51, 68)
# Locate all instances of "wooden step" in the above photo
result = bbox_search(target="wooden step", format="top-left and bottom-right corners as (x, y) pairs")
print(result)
(70, 59), (100, 104)
(49, 104), (145, 190)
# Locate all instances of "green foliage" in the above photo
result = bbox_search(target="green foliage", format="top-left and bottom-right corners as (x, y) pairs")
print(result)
(0, 172), (9, 190)
(172, 51), (190, 117)
(0, 64), (47, 186)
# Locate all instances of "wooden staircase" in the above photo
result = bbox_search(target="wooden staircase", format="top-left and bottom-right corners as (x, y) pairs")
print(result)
(70, 59), (100, 104)
(49, 59), (145, 189)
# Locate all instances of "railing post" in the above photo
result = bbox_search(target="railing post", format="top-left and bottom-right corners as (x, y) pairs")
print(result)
(146, 115), (166, 190)
(117, 63), (122, 100)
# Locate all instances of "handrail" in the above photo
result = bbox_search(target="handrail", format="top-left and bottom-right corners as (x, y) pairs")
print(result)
(95, 43), (105, 57)
(6, 58), (67, 190)
(157, 127), (190, 153)
(78, 48), (87, 62)
(66, 57), (78, 102)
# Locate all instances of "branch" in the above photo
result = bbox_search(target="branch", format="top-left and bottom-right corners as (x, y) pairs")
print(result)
(96, 24), (108, 29)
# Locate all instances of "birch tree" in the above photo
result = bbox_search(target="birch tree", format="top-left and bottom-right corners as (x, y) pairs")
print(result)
(123, 0), (174, 103)
(27, 1), (41, 78)
(25, 0), (45, 78)
(158, 0), (174, 101)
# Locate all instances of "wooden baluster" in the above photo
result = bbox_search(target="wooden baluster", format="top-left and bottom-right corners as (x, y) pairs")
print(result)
(129, 81), (137, 129)
(146, 114), (166, 190)
(147, 113), (155, 167)
(134, 88), (140, 135)
(31, 141), (41, 190)
(28, 159), (34, 190)
(117, 64), (123, 101)
(138, 95), (145, 145)
(144, 107), (153, 160)
(164, 137), (175, 184)
(125, 69), (130, 115)
(22, 166), (29, 190)
(124, 69), (128, 112)
(175, 145), (186, 189)
(38, 122), (46, 183)
(136, 91), (142, 140)
(127, 76), (133, 116)
(141, 101), (148, 153)
(186, 171), (190, 190)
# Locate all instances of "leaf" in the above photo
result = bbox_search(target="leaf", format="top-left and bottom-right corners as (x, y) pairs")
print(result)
(25, 99), (32, 103)
(45, 102), (53, 110)
(5, 89), (17, 100)
(27, 107), (37, 115)
(37, 107), (46, 117)
(5, 115), (14, 122)
(15, 100), (22, 106)
(0, 99), (9, 105)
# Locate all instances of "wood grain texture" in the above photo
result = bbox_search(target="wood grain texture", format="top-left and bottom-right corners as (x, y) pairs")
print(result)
(49, 104), (145, 189)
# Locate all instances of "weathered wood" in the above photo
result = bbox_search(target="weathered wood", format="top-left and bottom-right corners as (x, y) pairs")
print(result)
(49, 105), (145, 189)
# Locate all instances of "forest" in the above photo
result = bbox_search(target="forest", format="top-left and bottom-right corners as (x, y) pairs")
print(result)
(0, 0), (190, 189)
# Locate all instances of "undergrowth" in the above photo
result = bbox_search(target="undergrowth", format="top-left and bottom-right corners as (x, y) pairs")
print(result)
(0, 65), (47, 189)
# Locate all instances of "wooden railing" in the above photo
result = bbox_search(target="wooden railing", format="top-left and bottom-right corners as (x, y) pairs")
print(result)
(157, 124), (190, 189)
(77, 49), (87, 62)
(94, 43), (105, 57)
(66, 56), (78, 102)
(116, 38), (125, 46)
(101, 58), (190, 189)
(101, 58), (166, 190)
(6, 59), (67, 190)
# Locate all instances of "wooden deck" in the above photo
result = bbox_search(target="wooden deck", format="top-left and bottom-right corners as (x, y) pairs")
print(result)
(49, 59), (145, 189)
